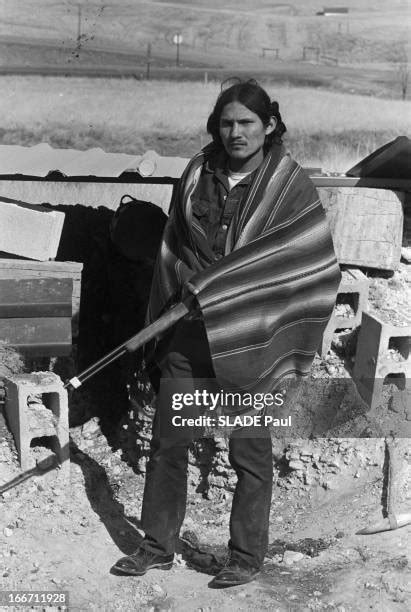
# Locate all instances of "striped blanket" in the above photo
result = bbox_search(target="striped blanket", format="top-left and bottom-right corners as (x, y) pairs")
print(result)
(148, 142), (341, 393)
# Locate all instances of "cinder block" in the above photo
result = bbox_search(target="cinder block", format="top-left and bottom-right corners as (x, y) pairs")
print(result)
(0, 200), (65, 260)
(3, 372), (69, 476)
(353, 311), (411, 409)
(320, 268), (369, 356)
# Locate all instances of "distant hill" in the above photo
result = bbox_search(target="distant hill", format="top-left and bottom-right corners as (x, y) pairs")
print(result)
(0, 0), (409, 67)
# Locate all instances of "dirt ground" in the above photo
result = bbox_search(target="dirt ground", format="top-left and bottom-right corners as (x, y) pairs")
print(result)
(0, 265), (410, 612)
(0, 413), (410, 612)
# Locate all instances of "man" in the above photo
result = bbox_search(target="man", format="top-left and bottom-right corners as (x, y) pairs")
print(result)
(112, 80), (341, 587)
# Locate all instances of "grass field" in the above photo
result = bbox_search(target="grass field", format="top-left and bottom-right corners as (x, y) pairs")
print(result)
(1, 76), (410, 171)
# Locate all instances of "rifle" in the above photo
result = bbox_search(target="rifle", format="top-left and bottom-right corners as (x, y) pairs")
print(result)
(64, 292), (197, 392)
(0, 294), (197, 495)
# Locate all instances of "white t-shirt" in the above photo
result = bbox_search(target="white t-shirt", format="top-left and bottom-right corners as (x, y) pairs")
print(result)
(227, 169), (252, 190)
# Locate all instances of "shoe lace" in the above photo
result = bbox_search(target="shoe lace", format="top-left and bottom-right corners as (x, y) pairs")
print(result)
(222, 552), (234, 568)
(130, 547), (152, 564)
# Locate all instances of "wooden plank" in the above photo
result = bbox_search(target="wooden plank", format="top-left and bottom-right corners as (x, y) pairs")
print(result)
(0, 317), (72, 356)
(0, 259), (82, 272)
(0, 259), (82, 319)
(0, 278), (72, 318)
(312, 177), (411, 191)
(324, 188), (404, 270)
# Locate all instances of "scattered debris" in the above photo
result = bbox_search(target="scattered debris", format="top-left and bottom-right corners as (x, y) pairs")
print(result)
(334, 303), (355, 318)
(384, 348), (406, 362)
(368, 265), (411, 326)
(81, 417), (102, 440)
(268, 537), (333, 558)
(283, 550), (306, 565)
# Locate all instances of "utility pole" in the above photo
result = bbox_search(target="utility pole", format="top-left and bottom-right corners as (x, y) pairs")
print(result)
(146, 42), (152, 80)
(172, 33), (183, 67)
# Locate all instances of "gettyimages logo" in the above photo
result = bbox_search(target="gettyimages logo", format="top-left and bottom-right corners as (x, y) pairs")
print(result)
(171, 388), (285, 411)
(170, 389), (290, 428)
(156, 378), (292, 438)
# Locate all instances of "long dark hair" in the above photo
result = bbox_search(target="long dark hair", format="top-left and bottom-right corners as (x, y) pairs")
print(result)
(206, 80), (287, 150)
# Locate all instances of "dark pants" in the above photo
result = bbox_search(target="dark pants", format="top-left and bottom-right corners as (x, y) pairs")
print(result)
(140, 318), (273, 569)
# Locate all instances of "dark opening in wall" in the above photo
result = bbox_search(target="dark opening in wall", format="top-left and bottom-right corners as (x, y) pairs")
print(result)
(383, 373), (406, 391)
(335, 292), (358, 314)
(30, 434), (59, 454)
(388, 337), (410, 362)
(45, 199), (167, 424)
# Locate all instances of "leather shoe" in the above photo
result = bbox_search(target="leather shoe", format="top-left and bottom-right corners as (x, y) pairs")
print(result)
(111, 547), (174, 576)
(208, 558), (260, 588)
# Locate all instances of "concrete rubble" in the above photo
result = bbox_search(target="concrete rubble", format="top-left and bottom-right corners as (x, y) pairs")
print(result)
(0, 199), (65, 261)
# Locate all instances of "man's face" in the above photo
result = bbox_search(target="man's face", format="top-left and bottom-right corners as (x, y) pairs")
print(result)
(218, 101), (275, 171)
